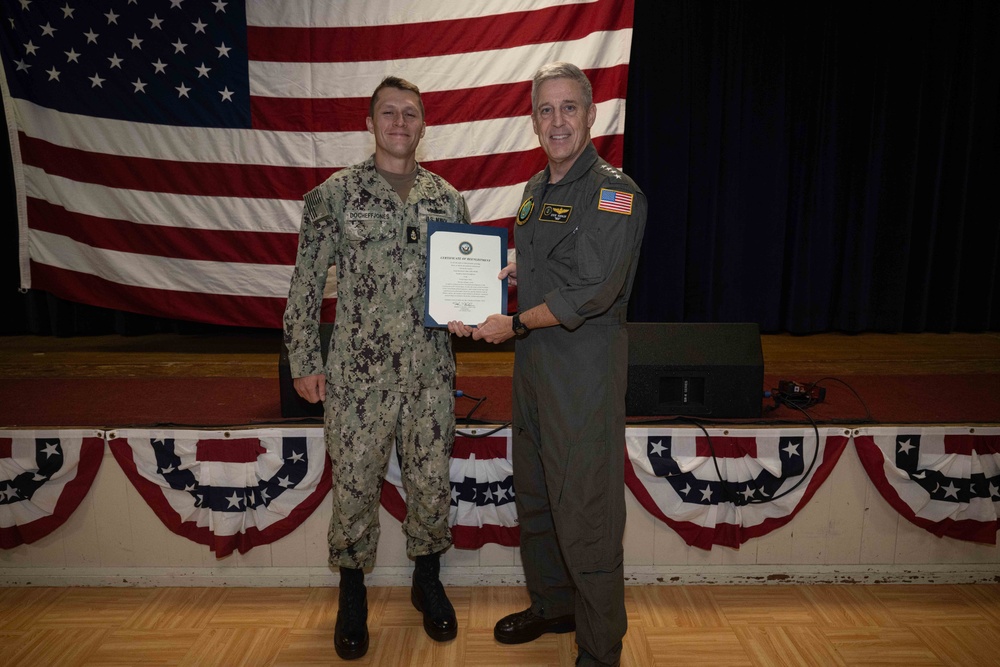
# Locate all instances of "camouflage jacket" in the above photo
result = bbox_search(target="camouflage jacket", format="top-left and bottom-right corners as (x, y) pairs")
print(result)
(283, 156), (470, 390)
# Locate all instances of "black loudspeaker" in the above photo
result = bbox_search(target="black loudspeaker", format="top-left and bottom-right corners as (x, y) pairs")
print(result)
(278, 324), (334, 418)
(625, 323), (764, 418)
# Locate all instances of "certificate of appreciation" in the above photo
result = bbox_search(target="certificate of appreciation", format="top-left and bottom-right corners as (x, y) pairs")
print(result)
(424, 221), (508, 328)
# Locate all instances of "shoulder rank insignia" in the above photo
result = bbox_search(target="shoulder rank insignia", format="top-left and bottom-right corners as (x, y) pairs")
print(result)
(516, 197), (534, 225)
(599, 164), (624, 180)
(539, 203), (573, 223)
(597, 188), (633, 215)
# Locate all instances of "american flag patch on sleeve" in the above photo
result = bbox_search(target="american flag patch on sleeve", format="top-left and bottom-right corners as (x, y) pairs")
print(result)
(598, 188), (634, 215)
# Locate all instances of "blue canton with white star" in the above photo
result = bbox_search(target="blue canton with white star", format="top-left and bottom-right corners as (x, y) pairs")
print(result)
(645, 435), (807, 506)
(151, 436), (309, 512)
(0, 438), (62, 505)
(1, 0), (250, 127)
(894, 434), (1000, 504)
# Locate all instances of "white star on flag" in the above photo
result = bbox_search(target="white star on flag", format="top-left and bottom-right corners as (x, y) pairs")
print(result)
(855, 427), (1000, 544)
(2, 0), (633, 328)
(382, 432), (519, 549)
(107, 429), (331, 557)
(0, 432), (104, 548)
(782, 442), (801, 457)
(626, 427), (849, 549)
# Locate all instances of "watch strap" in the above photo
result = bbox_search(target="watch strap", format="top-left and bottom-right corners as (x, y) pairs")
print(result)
(512, 313), (529, 335)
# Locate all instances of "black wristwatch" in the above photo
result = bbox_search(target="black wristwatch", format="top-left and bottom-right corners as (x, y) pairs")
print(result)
(511, 313), (529, 336)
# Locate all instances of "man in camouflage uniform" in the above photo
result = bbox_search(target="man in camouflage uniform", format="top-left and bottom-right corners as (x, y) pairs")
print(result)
(283, 76), (470, 661)
(455, 63), (647, 667)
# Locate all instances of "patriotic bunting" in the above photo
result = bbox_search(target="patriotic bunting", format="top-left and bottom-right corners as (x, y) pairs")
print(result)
(5, 425), (998, 554)
(381, 430), (519, 549)
(625, 427), (850, 550)
(107, 427), (330, 557)
(854, 426), (1000, 544)
(1, 0), (634, 327)
(0, 429), (104, 549)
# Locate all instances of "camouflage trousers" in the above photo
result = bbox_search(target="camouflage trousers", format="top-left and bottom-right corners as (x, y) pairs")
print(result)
(324, 383), (455, 569)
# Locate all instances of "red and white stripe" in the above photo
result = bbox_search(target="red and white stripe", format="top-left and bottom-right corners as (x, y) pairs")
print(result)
(381, 430), (519, 549)
(10, 0), (635, 327)
(854, 426), (1000, 544)
(625, 427), (850, 550)
(107, 428), (331, 558)
(0, 430), (105, 549)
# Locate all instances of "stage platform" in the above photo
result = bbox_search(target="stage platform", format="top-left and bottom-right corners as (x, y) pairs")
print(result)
(0, 331), (999, 428)
(1, 332), (998, 587)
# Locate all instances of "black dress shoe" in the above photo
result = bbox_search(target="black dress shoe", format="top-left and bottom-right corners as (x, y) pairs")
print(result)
(494, 608), (575, 644)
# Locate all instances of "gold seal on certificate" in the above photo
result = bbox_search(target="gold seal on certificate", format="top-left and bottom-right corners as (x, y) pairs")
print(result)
(424, 221), (508, 327)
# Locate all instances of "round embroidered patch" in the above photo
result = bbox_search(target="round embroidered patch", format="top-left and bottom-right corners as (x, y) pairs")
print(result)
(516, 197), (534, 225)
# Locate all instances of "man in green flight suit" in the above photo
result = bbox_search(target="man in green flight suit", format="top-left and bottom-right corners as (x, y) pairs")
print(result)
(453, 62), (647, 667)
(283, 76), (470, 660)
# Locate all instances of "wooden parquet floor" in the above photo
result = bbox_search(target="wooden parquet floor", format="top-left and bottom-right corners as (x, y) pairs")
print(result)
(2, 584), (999, 666)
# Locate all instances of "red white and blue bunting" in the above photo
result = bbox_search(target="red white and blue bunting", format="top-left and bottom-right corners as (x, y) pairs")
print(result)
(854, 426), (1000, 544)
(380, 430), (520, 549)
(625, 427), (850, 550)
(0, 429), (104, 548)
(107, 428), (331, 557)
(4, 426), (998, 552)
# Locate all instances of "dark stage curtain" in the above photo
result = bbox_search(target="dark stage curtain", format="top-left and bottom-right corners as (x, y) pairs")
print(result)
(625, 0), (1000, 333)
(4, 0), (999, 336)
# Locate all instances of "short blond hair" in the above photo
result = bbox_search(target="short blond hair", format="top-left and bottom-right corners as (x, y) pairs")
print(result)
(368, 76), (425, 119)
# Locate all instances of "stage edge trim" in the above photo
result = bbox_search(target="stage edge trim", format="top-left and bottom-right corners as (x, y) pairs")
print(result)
(0, 564), (998, 587)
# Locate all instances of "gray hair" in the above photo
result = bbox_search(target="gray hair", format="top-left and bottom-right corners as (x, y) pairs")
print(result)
(531, 62), (594, 111)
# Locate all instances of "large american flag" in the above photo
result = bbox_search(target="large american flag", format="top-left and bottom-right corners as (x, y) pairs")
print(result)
(1, 0), (635, 327)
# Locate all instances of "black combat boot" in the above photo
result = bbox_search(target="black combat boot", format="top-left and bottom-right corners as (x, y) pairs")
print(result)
(334, 566), (369, 660)
(410, 552), (457, 641)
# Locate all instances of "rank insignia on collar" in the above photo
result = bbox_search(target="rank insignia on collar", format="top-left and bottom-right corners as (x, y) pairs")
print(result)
(516, 197), (534, 225)
(538, 203), (573, 223)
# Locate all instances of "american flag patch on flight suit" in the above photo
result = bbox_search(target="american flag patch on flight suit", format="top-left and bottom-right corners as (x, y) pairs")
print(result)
(597, 188), (633, 214)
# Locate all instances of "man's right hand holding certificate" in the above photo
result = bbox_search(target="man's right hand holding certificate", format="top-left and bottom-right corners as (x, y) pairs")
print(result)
(447, 263), (560, 343)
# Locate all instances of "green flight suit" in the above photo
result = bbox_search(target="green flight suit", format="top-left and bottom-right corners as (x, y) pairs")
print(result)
(512, 143), (647, 665)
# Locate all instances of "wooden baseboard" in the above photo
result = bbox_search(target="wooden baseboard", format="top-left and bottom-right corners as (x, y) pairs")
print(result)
(3, 564), (998, 587)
